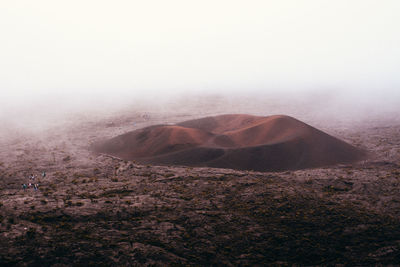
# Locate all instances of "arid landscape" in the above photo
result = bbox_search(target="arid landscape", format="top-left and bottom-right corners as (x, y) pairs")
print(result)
(2, 1), (400, 265)
(1, 96), (400, 266)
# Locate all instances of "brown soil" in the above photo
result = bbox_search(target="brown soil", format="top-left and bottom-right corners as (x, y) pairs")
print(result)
(92, 114), (365, 171)
(1, 98), (400, 266)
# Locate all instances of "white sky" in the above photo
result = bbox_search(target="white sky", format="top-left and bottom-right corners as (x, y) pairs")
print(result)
(0, 0), (399, 108)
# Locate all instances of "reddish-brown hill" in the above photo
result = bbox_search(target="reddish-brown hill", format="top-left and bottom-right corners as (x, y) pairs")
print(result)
(91, 114), (366, 171)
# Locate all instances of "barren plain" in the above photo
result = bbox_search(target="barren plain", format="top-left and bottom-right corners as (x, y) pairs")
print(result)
(1, 96), (400, 266)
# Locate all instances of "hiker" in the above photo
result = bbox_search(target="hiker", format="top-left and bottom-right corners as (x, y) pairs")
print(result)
(142, 113), (150, 120)
(42, 171), (46, 178)
(22, 184), (27, 191)
(33, 184), (38, 191)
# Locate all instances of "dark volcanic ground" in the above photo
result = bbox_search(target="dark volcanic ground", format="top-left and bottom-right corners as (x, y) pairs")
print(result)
(1, 101), (400, 266)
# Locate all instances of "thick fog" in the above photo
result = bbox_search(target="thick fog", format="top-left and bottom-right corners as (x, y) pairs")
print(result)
(1, 1), (400, 135)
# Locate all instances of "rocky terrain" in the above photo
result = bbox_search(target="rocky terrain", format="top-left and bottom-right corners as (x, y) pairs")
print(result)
(1, 100), (400, 266)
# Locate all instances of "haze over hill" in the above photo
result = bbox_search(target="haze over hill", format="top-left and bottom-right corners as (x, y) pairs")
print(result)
(1, 1), (400, 136)
(2, 1), (400, 266)
(92, 114), (365, 171)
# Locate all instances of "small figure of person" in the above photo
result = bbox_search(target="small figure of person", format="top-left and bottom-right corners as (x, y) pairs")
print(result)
(22, 184), (27, 191)
(42, 171), (46, 178)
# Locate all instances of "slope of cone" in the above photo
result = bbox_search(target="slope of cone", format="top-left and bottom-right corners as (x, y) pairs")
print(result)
(91, 114), (366, 171)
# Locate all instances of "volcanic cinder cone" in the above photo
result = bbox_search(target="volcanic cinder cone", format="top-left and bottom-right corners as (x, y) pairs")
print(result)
(91, 114), (366, 171)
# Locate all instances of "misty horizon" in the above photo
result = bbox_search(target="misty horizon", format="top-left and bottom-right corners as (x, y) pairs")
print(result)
(1, 1), (400, 132)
